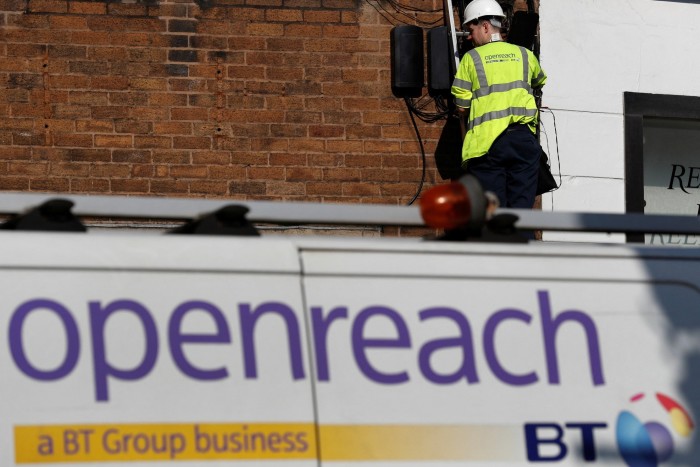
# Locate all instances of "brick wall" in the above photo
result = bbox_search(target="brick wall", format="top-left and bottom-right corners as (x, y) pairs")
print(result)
(0, 0), (446, 208)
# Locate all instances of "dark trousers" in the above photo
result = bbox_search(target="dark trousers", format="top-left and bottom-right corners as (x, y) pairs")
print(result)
(466, 124), (540, 209)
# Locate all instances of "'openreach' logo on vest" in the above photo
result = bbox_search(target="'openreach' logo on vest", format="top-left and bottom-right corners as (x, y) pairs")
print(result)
(484, 52), (518, 64)
(616, 392), (695, 467)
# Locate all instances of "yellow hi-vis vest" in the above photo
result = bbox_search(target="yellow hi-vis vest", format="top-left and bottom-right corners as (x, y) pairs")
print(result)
(451, 41), (546, 167)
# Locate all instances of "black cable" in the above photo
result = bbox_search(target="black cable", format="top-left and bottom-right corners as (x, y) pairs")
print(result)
(384, 0), (442, 13)
(363, 0), (403, 25)
(363, 0), (444, 26)
(541, 107), (563, 189)
(405, 97), (427, 206)
(405, 95), (451, 124)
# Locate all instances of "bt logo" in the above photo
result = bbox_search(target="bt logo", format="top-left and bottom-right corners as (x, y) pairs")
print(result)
(525, 392), (694, 464)
(617, 392), (694, 467)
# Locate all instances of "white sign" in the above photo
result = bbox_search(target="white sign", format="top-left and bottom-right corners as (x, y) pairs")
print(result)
(643, 117), (700, 246)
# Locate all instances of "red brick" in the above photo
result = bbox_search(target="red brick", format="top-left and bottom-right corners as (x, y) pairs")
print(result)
(70, 178), (109, 192)
(130, 107), (168, 121)
(76, 120), (113, 133)
(192, 151), (230, 165)
(399, 168), (437, 183)
(151, 180), (190, 194)
(150, 93), (188, 107)
(30, 178), (70, 191)
(309, 153), (343, 167)
(266, 181), (304, 196)
(190, 180), (227, 195)
(131, 164), (154, 178)
(173, 136), (211, 150)
(347, 125), (382, 139)
(9, 161), (49, 175)
(269, 153), (308, 166)
(309, 125), (344, 138)
(323, 168), (361, 181)
(323, 24), (359, 38)
(229, 181), (266, 195)
(135, 136), (172, 149)
(171, 107), (209, 121)
(342, 182), (380, 196)
(365, 140), (401, 154)
(229, 151), (268, 165)
(53, 133), (93, 147)
(266, 38), (304, 52)
(49, 162), (90, 177)
(227, 65), (265, 79)
(285, 24), (322, 37)
(67, 149), (110, 162)
(95, 135), (132, 148)
(362, 168), (399, 182)
(90, 164), (130, 177)
(208, 165), (246, 180)
(380, 182), (418, 197)
(286, 167), (321, 181)
(170, 165), (208, 178)
(0, 147), (31, 160)
(269, 124), (306, 138)
(248, 166), (285, 180)
(306, 182), (337, 196)
(342, 68), (378, 82)
(69, 91), (108, 106)
(303, 10), (340, 22)
(110, 179), (149, 193)
(345, 154), (380, 167)
(247, 23), (284, 36)
(68, 2), (106, 14)
(91, 106), (129, 119)
(49, 16), (87, 30)
(153, 122), (192, 135)
(0, 177), (30, 190)
(326, 140), (363, 153)
(289, 140), (324, 152)
(266, 67), (304, 81)
(112, 150), (151, 163)
(284, 0), (321, 7)
(265, 9), (303, 22)
(28, 0), (67, 14)
(115, 120), (151, 135)
(10, 104), (45, 118)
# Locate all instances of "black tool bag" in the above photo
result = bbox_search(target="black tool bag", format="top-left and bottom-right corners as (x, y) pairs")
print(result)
(536, 148), (558, 195)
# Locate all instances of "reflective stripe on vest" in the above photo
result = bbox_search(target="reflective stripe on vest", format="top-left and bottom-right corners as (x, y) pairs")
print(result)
(469, 107), (538, 129)
(468, 46), (533, 99)
(534, 69), (546, 86)
(452, 77), (471, 90)
(466, 45), (535, 129)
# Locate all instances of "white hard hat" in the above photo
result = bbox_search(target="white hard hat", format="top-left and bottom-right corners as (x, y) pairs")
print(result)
(463, 0), (505, 25)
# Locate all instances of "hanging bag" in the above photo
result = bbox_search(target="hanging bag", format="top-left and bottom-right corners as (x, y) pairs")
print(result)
(536, 147), (558, 195)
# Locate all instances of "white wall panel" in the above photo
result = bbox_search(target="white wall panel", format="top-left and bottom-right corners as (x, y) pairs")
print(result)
(541, 176), (626, 242)
(541, 0), (700, 113)
(537, 0), (700, 220)
(540, 109), (624, 178)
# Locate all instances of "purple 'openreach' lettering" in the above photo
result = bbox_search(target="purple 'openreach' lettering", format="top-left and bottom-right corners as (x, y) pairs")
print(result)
(7, 290), (605, 401)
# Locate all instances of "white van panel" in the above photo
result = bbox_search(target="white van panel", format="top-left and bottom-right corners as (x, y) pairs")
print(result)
(0, 234), (315, 466)
(300, 244), (700, 465)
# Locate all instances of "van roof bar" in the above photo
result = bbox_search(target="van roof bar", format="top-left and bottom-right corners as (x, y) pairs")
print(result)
(0, 192), (699, 235)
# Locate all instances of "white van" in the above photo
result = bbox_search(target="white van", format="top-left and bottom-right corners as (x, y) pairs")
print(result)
(1, 185), (698, 467)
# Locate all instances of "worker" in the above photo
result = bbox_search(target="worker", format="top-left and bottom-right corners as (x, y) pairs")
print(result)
(451, 0), (546, 209)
